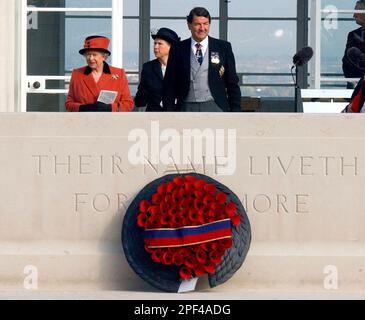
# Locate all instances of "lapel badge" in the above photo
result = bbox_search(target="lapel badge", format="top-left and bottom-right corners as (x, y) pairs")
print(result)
(219, 66), (225, 77)
(112, 74), (119, 80)
(211, 52), (220, 64)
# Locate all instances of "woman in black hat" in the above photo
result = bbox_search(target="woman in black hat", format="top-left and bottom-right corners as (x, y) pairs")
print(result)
(134, 28), (180, 112)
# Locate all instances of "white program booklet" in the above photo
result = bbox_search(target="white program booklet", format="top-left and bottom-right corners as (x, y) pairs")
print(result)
(97, 90), (118, 104)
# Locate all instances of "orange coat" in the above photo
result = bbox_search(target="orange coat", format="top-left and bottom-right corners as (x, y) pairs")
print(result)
(66, 63), (134, 112)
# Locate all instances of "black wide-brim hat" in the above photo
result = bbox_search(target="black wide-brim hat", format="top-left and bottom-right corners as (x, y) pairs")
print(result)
(79, 35), (111, 56)
(122, 173), (251, 293)
(151, 27), (180, 45)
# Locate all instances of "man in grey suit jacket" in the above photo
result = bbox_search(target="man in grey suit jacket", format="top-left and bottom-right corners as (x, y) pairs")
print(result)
(163, 7), (241, 112)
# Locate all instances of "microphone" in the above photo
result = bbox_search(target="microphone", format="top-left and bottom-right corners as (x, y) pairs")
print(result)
(347, 47), (365, 72)
(292, 46), (313, 67)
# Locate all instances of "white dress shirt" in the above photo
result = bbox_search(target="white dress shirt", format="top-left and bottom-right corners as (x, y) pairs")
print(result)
(191, 37), (209, 60)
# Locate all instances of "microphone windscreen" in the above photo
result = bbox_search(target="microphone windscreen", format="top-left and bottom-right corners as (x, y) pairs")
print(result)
(293, 47), (313, 66)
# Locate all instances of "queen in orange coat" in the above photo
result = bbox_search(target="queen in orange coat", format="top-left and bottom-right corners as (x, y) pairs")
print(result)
(66, 35), (133, 112)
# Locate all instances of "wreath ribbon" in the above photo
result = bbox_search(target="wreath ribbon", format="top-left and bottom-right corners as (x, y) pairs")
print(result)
(144, 219), (232, 248)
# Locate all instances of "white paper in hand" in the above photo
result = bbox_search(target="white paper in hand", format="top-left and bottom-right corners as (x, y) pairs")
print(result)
(97, 90), (118, 104)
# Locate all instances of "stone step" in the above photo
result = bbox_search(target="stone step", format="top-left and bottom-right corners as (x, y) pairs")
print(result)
(0, 241), (363, 292)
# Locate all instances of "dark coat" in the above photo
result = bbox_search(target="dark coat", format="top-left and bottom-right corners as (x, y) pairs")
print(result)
(134, 59), (165, 112)
(342, 27), (365, 79)
(162, 37), (241, 112)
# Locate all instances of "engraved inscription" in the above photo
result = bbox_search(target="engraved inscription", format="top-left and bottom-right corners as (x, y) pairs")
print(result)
(242, 193), (310, 214)
(248, 155), (359, 177)
(75, 193), (129, 214)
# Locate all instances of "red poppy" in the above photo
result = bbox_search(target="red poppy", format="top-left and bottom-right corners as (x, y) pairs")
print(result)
(193, 265), (206, 277)
(173, 176), (185, 187)
(157, 184), (167, 195)
(179, 209), (189, 219)
(198, 215), (206, 225)
(166, 182), (176, 193)
(172, 215), (182, 228)
(188, 210), (199, 223)
(139, 200), (151, 213)
(172, 190), (180, 204)
(180, 218), (188, 227)
(185, 175), (197, 183)
(196, 249), (208, 264)
(194, 190), (204, 199)
(219, 238), (233, 249)
(194, 199), (203, 210)
(200, 242), (211, 252)
(208, 243), (216, 252)
(179, 248), (190, 257)
(209, 202), (218, 210)
(160, 215), (171, 226)
(152, 193), (162, 205)
(159, 201), (169, 214)
(216, 244), (226, 256)
(203, 196), (214, 206)
(175, 209), (184, 220)
(168, 207), (178, 217)
(230, 214), (241, 226)
(209, 251), (222, 264)
(225, 202), (237, 216)
(179, 266), (192, 280)
(164, 195), (172, 206)
(137, 213), (147, 227)
(215, 204), (225, 217)
(151, 249), (164, 263)
(148, 205), (159, 216)
(172, 253), (184, 266)
(203, 261), (216, 274)
(162, 251), (173, 265)
(204, 184), (217, 195)
(179, 188), (188, 199)
(180, 198), (191, 209)
(194, 179), (206, 190)
(207, 210), (216, 218)
(216, 192), (227, 204)
(184, 182), (195, 191)
(147, 216), (161, 229)
(184, 255), (198, 269)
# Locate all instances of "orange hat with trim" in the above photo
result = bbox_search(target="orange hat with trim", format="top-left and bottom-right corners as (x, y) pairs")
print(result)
(79, 35), (111, 56)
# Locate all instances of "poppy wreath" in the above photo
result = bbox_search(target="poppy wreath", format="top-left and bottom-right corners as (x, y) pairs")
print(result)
(122, 173), (251, 293)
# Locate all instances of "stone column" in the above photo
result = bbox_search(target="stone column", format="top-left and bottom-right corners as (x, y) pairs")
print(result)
(0, 0), (17, 112)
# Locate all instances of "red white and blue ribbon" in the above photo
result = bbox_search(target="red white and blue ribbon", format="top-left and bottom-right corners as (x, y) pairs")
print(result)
(144, 219), (232, 248)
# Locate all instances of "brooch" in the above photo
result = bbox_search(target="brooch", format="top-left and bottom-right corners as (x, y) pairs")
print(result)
(219, 66), (225, 77)
(211, 52), (220, 64)
(112, 74), (120, 80)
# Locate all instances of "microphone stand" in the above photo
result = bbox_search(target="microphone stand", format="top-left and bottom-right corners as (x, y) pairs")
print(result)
(291, 65), (303, 113)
